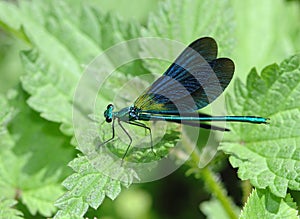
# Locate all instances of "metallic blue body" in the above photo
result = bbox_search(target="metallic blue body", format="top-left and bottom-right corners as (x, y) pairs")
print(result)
(100, 37), (269, 161)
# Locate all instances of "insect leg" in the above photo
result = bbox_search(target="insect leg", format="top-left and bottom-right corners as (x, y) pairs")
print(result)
(96, 118), (115, 150)
(118, 119), (133, 162)
(125, 121), (155, 155)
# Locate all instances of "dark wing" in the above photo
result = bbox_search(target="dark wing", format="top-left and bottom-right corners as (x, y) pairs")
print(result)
(134, 37), (234, 113)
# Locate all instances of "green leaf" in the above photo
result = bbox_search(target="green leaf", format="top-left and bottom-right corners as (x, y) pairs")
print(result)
(0, 0), (145, 136)
(0, 198), (24, 219)
(141, 0), (234, 75)
(0, 1), (154, 216)
(55, 156), (126, 217)
(21, 170), (64, 216)
(0, 87), (75, 217)
(0, 34), (26, 94)
(220, 54), (300, 197)
(231, 0), (300, 81)
(200, 198), (240, 219)
(0, 150), (64, 217)
(83, 0), (158, 23)
(145, 0), (234, 53)
(240, 189), (298, 219)
(0, 92), (15, 151)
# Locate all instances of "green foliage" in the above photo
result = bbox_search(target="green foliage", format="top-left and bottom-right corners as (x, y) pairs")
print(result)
(0, 88), (74, 217)
(0, 198), (23, 219)
(143, 0), (234, 53)
(141, 0), (234, 76)
(0, 0), (299, 218)
(221, 54), (300, 197)
(200, 198), (240, 219)
(0, 0), (145, 136)
(231, 0), (300, 81)
(0, 0), (146, 217)
(0, 93), (15, 151)
(55, 155), (138, 218)
(240, 189), (298, 219)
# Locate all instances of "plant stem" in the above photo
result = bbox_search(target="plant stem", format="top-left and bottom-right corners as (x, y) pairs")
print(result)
(201, 167), (239, 219)
(181, 129), (238, 219)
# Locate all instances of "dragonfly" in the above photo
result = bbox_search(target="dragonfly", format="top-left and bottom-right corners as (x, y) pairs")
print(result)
(99, 37), (268, 160)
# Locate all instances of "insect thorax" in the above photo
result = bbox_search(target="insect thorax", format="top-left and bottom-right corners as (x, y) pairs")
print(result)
(128, 106), (139, 121)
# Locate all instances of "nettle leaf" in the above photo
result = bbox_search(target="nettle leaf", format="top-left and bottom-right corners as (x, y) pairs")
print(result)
(240, 189), (298, 219)
(55, 156), (125, 218)
(0, 88), (74, 217)
(141, 0), (234, 74)
(20, 49), (75, 135)
(0, 150), (64, 217)
(0, 93), (15, 151)
(0, 0), (145, 136)
(0, 198), (24, 219)
(220, 54), (300, 197)
(21, 170), (64, 216)
(0, 1), (148, 215)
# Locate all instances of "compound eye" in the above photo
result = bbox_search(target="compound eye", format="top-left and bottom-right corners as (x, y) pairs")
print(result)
(107, 104), (113, 109)
(106, 117), (112, 123)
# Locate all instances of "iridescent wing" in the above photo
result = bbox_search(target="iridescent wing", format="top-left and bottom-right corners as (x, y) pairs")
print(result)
(134, 37), (234, 113)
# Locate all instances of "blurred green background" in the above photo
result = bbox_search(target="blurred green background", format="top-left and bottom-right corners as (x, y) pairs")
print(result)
(1, 0), (299, 94)
(0, 0), (299, 218)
